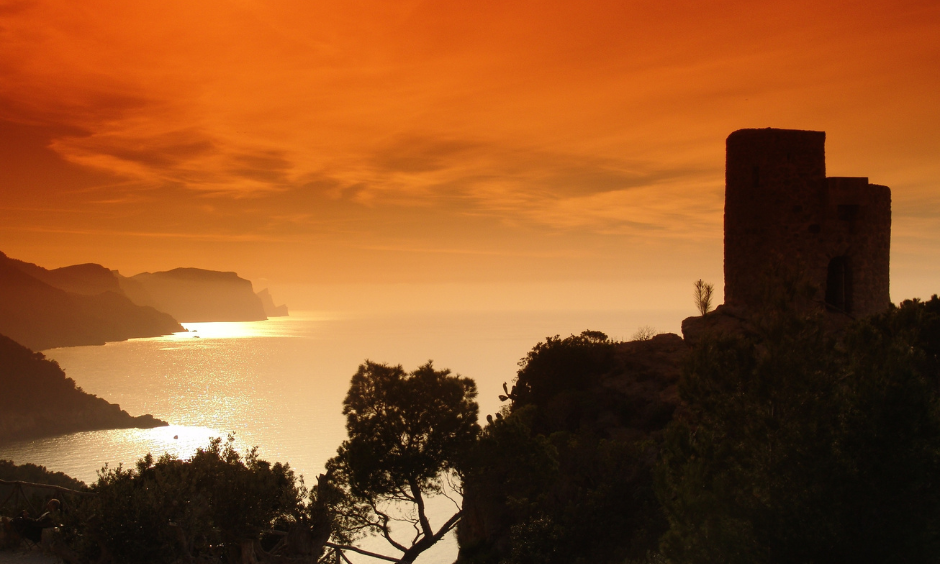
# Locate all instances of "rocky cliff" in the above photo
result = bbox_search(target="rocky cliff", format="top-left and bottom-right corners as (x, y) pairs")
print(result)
(124, 268), (268, 322)
(0, 251), (290, 349)
(257, 288), (289, 317)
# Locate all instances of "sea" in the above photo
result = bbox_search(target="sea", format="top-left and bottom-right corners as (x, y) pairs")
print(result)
(0, 309), (684, 563)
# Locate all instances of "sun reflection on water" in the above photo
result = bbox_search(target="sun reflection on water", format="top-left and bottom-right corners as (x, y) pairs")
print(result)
(152, 313), (337, 344)
(140, 425), (234, 460)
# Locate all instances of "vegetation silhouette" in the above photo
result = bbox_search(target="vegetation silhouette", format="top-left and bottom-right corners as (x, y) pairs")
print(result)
(657, 297), (940, 563)
(4, 296), (940, 564)
(632, 325), (658, 341)
(325, 360), (480, 563)
(72, 436), (311, 564)
(456, 296), (940, 563)
(693, 279), (714, 315)
(458, 330), (680, 564)
(0, 460), (85, 491)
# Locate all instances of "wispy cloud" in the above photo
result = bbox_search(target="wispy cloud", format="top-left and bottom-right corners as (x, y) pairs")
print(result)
(0, 225), (303, 244)
(0, 0), (937, 284)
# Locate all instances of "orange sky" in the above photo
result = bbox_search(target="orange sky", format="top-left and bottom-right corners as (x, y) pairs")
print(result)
(1, 0), (938, 312)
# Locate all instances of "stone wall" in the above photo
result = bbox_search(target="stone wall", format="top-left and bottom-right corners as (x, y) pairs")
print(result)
(724, 128), (891, 318)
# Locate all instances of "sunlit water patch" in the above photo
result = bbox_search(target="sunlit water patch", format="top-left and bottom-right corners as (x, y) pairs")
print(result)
(0, 426), (231, 481)
(169, 314), (329, 342)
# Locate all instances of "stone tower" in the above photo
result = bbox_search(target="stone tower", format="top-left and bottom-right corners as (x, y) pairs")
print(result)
(723, 128), (891, 317)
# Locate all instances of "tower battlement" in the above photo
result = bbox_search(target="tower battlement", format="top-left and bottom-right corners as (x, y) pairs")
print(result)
(723, 128), (891, 317)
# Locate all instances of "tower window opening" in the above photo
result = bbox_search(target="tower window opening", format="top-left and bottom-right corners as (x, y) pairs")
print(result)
(825, 256), (852, 314)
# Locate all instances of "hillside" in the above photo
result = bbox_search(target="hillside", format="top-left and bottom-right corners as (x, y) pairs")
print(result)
(0, 459), (85, 490)
(0, 334), (166, 443)
(0, 253), (184, 350)
(8, 258), (122, 296)
(458, 331), (685, 563)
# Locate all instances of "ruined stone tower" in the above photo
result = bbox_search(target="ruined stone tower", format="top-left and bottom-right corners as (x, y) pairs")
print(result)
(724, 128), (891, 317)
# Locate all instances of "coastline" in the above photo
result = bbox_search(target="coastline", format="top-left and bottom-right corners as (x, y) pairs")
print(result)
(0, 401), (167, 446)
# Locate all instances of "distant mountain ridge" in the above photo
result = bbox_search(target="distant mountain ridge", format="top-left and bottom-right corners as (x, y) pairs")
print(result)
(10, 259), (122, 295)
(0, 252), (184, 350)
(0, 251), (288, 349)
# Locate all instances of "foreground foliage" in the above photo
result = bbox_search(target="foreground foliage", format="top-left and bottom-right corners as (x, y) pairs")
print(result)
(0, 459), (86, 491)
(657, 298), (940, 563)
(3, 360), (481, 564)
(459, 331), (670, 564)
(8, 298), (940, 563)
(326, 360), (480, 563)
(464, 407), (663, 564)
(74, 437), (312, 564)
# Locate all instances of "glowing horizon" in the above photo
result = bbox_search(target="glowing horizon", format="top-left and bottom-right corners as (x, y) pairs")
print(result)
(2, 0), (938, 309)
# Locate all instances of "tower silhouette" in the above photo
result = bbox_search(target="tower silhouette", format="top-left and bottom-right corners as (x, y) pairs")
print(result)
(723, 128), (891, 317)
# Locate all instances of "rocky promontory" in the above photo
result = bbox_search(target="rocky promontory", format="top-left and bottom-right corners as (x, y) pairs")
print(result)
(0, 334), (166, 443)
(0, 395), (167, 443)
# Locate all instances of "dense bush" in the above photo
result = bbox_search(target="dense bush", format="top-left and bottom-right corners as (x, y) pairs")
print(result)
(460, 331), (668, 564)
(657, 299), (940, 563)
(462, 406), (663, 564)
(511, 330), (620, 435)
(74, 436), (307, 564)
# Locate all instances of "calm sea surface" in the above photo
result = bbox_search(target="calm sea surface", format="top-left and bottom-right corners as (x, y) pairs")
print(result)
(0, 309), (684, 563)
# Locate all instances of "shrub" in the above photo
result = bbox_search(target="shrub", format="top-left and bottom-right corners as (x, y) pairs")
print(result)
(77, 436), (305, 564)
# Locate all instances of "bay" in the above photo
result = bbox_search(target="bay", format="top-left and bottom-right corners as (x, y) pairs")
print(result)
(0, 308), (684, 562)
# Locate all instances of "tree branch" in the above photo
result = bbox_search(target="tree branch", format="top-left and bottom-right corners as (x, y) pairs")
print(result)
(432, 510), (463, 541)
(408, 478), (434, 539)
(324, 542), (399, 562)
(440, 474), (463, 512)
(392, 485), (415, 502)
(367, 497), (407, 553)
(398, 510), (463, 564)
